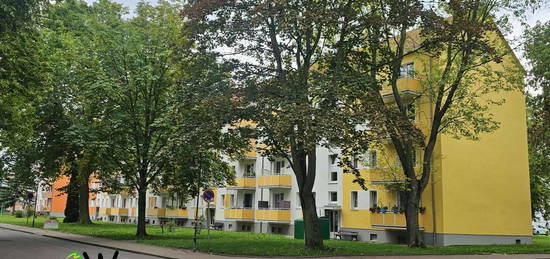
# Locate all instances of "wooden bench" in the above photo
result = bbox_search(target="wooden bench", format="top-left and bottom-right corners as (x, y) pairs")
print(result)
(335, 231), (359, 241)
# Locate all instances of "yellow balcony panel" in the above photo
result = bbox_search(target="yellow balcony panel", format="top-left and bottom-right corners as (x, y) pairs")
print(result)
(111, 208), (129, 216)
(99, 208), (111, 215)
(257, 175), (292, 188)
(228, 178), (257, 189)
(165, 209), (189, 217)
(131, 208), (136, 217)
(370, 213), (424, 230)
(147, 208), (166, 217)
(256, 209), (291, 222)
(381, 78), (421, 103)
(224, 209), (255, 220)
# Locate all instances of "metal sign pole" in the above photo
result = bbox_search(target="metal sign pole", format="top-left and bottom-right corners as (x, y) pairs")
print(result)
(207, 201), (211, 252)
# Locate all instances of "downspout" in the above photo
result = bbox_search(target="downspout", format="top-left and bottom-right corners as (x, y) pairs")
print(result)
(428, 56), (437, 246)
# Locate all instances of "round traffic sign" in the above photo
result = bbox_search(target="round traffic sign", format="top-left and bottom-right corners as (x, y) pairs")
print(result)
(203, 189), (215, 203)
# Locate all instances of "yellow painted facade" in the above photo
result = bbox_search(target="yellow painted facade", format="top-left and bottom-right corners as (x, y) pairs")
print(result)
(341, 29), (531, 242)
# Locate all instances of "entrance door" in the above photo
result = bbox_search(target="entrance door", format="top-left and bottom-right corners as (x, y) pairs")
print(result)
(325, 209), (340, 237)
(243, 193), (253, 208)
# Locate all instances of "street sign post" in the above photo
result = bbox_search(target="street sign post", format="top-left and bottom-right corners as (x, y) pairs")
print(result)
(202, 189), (215, 252)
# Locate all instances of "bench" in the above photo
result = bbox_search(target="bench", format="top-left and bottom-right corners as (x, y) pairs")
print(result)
(335, 231), (359, 241)
(212, 222), (224, 230)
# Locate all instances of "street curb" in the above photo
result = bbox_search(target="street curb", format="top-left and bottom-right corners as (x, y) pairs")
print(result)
(0, 225), (176, 259)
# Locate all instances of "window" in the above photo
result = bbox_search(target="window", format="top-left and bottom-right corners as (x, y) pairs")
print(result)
(111, 199), (116, 208)
(370, 233), (378, 241)
(330, 171), (338, 182)
(122, 198), (127, 208)
(368, 151), (377, 168)
(329, 192), (338, 203)
(351, 191), (358, 209)
(400, 62), (414, 78)
(245, 163), (255, 177)
(352, 156), (359, 168)
(274, 161), (285, 175)
(369, 191), (378, 208)
(329, 154), (338, 165)
(230, 194), (235, 208)
(221, 194), (226, 208)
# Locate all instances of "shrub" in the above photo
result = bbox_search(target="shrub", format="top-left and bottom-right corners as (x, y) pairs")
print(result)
(25, 209), (34, 217)
(49, 216), (57, 220)
(165, 220), (177, 232)
(15, 211), (23, 218)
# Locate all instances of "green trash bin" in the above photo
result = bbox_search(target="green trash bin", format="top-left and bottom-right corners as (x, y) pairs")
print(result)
(294, 217), (330, 240)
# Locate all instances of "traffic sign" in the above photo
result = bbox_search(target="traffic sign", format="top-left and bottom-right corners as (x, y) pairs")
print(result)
(203, 189), (215, 203)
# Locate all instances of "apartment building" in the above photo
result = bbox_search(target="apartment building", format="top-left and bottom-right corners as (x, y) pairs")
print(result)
(37, 28), (531, 246)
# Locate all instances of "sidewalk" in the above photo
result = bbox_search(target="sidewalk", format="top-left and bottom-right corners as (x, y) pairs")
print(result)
(1, 223), (549, 259)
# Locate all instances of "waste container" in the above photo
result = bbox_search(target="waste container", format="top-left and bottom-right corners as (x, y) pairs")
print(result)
(294, 217), (330, 240)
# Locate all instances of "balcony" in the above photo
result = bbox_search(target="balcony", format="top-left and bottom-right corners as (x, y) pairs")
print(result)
(228, 177), (256, 189)
(257, 175), (292, 188)
(147, 208), (166, 217)
(131, 208), (136, 217)
(256, 209), (291, 222)
(380, 78), (421, 103)
(111, 208), (129, 216)
(370, 212), (424, 230)
(369, 170), (405, 185)
(99, 208), (111, 215)
(165, 209), (188, 217)
(224, 209), (254, 220)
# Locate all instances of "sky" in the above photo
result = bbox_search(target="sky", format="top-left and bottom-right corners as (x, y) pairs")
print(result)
(85, 0), (549, 67)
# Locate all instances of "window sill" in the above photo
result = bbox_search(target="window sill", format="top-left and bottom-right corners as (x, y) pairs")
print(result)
(328, 181), (338, 184)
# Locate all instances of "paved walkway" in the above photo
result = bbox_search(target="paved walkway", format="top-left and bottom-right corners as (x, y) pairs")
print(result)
(1, 223), (550, 259)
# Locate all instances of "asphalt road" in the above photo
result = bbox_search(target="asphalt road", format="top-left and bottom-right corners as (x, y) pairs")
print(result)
(0, 227), (162, 259)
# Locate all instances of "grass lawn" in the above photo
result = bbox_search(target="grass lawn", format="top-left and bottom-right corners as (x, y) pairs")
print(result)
(1, 214), (549, 256)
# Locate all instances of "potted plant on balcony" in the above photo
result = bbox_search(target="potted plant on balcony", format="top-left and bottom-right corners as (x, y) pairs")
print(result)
(391, 205), (399, 214)
(380, 206), (388, 213)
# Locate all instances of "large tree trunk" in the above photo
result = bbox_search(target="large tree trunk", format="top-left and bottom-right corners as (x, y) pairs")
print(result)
(300, 190), (323, 249)
(293, 147), (323, 250)
(63, 168), (79, 223)
(404, 182), (426, 248)
(136, 187), (147, 237)
(77, 171), (92, 224)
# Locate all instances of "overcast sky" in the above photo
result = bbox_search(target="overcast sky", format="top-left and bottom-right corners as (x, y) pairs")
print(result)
(85, 0), (549, 67)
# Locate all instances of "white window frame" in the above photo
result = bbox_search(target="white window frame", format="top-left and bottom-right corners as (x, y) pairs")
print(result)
(351, 191), (359, 209)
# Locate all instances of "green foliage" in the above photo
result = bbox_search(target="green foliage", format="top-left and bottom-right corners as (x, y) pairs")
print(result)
(14, 211), (23, 218)
(524, 21), (550, 219)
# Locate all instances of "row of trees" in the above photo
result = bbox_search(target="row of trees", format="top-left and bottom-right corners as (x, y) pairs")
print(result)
(0, 0), (249, 236)
(0, 0), (541, 249)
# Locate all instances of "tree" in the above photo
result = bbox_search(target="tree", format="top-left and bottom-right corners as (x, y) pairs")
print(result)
(336, 0), (530, 247)
(524, 21), (550, 219)
(91, 0), (247, 237)
(183, 0), (368, 249)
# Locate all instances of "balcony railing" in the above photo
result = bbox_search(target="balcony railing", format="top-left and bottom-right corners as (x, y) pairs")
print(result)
(380, 78), (421, 103)
(99, 208), (111, 215)
(147, 208), (166, 216)
(370, 212), (424, 230)
(257, 175), (292, 188)
(111, 208), (129, 216)
(228, 177), (256, 189)
(256, 209), (291, 222)
(224, 208), (254, 220)
(165, 208), (188, 217)
(369, 170), (405, 184)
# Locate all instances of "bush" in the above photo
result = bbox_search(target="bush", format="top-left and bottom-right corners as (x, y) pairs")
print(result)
(25, 209), (34, 217)
(49, 216), (57, 220)
(165, 220), (177, 232)
(15, 211), (23, 218)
